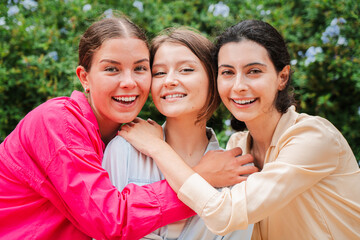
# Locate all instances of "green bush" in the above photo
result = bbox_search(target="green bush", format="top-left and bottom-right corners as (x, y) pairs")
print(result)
(1, 0), (359, 163)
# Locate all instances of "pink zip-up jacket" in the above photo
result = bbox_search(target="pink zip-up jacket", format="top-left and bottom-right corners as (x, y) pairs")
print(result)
(0, 90), (194, 240)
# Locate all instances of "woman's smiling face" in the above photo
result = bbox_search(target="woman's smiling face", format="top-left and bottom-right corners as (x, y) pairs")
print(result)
(217, 40), (286, 124)
(79, 37), (151, 126)
(151, 43), (209, 121)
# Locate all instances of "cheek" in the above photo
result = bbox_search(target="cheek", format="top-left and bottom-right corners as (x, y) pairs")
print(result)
(150, 80), (162, 101)
(138, 74), (152, 94)
(217, 79), (230, 99)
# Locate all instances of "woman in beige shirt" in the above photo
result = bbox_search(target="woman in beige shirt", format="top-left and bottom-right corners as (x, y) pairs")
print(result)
(119, 20), (360, 239)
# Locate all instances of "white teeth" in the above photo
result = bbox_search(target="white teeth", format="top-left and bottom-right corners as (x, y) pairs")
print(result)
(233, 99), (256, 104)
(164, 94), (185, 99)
(113, 96), (136, 102)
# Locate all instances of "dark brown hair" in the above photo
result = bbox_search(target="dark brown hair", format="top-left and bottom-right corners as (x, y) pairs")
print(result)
(215, 20), (295, 131)
(78, 15), (148, 71)
(150, 27), (220, 124)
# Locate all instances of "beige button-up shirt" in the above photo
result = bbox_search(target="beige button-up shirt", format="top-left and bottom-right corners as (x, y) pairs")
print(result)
(178, 106), (360, 239)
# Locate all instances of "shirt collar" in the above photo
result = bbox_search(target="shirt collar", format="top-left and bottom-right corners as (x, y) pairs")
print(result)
(238, 106), (298, 153)
(162, 122), (221, 152)
(270, 105), (298, 147)
(70, 90), (105, 150)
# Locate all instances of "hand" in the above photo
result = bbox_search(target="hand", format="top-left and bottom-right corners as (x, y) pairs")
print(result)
(193, 147), (258, 188)
(119, 117), (164, 156)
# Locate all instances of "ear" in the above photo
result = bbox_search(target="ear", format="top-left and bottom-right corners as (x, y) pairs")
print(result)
(76, 66), (89, 91)
(278, 65), (290, 91)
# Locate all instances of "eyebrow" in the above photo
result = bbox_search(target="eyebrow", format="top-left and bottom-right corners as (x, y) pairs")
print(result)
(218, 62), (267, 68)
(99, 58), (149, 64)
(152, 60), (199, 68)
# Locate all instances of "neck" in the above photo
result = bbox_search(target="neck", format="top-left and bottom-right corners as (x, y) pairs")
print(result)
(99, 121), (120, 146)
(246, 109), (282, 169)
(165, 117), (209, 167)
(87, 96), (121, 146)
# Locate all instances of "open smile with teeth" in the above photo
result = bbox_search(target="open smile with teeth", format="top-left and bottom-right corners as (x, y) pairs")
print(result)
(162, 93), (187, 99)
(112, 96), (137, 104)
(233, 98), (257, 105)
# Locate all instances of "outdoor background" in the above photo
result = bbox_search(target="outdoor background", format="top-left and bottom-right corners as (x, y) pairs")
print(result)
(1, 0), (359, 164)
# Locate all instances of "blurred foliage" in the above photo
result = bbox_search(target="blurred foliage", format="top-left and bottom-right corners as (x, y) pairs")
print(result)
(0, 0), (359, 163)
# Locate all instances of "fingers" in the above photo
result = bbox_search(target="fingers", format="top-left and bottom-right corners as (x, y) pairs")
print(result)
(233, 176), (248, 184)
(133, 117), (143, 123)
(227, 147), (243, 157)
(219, 176), (248, 187)
(147, 118), (155, 124)
(237, 165), (259, 176)
(236, 153), (254, 165)
(120, 124), (131, 131)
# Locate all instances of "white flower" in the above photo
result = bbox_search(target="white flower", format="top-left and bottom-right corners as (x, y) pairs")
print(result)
(0, 17), (6, 26)
(322, 17), (346, 44)
(321, 34), (330, 44)
(330, 18), (338, 26)
(338, 17), (346, 24)
(225, 130), (234, 136)
(225, 119), (231, 126)
(133, 0), (144, 12)
(208, 2), (229, 18)
(8, 0), (19, 4)
(104, 9), (113, 18)
(25, 25), (35, 32)
(208, 4), (214, 12)
(256, 5), (263, 10)
(337, 36), (347, 46)
(48, 51), (58, 61)
(305, 46), (322, 58)
(21, 0), (38, 11)
(8, 5), (20, 16)
(60, 27), (68, 35)
(304, 46), (323, 66)
(260, 9), (271, 16)
(83, 4), (91, 12)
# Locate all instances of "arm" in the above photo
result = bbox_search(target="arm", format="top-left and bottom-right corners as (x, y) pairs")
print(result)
(121, 118), (340, 235)
(119, 118), (257, 191)
(31, 105), (194, 239)
(178, 119), (340, 234)
(48, 149), (194, 239)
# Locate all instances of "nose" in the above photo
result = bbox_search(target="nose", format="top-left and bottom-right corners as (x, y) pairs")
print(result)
(163, 71), (179, 87)
(119, 71), (137, 89)
(233, 73), (248, 92)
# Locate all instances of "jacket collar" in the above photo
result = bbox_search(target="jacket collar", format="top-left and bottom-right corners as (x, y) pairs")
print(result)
(70, 90), (105, 150)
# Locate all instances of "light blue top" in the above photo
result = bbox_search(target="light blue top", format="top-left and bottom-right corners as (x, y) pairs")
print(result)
(103, 126), (253, 240)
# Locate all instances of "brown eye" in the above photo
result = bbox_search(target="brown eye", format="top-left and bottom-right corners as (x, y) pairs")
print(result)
(248, 69), (262, 74)
(153, 71), (166, 77)
(105, 66), (118, 72)
(220, 69), (234, 75)
(180, 67), (194, 73)
(134, 65), (148, 72)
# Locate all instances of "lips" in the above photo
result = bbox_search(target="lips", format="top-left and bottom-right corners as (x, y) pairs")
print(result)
(161, 93), (187, 99)
(232, 98), (257, 105)
(112, 95), (137, 104)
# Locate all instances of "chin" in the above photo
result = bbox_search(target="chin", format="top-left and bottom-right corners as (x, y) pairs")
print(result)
(117, 115), (137, 124)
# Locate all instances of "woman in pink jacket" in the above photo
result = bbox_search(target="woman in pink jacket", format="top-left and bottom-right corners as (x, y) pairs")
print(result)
(0, 16), (249, 239)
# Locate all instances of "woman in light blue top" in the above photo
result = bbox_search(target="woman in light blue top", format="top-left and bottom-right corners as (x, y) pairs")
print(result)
(103, 27), (256, 240)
